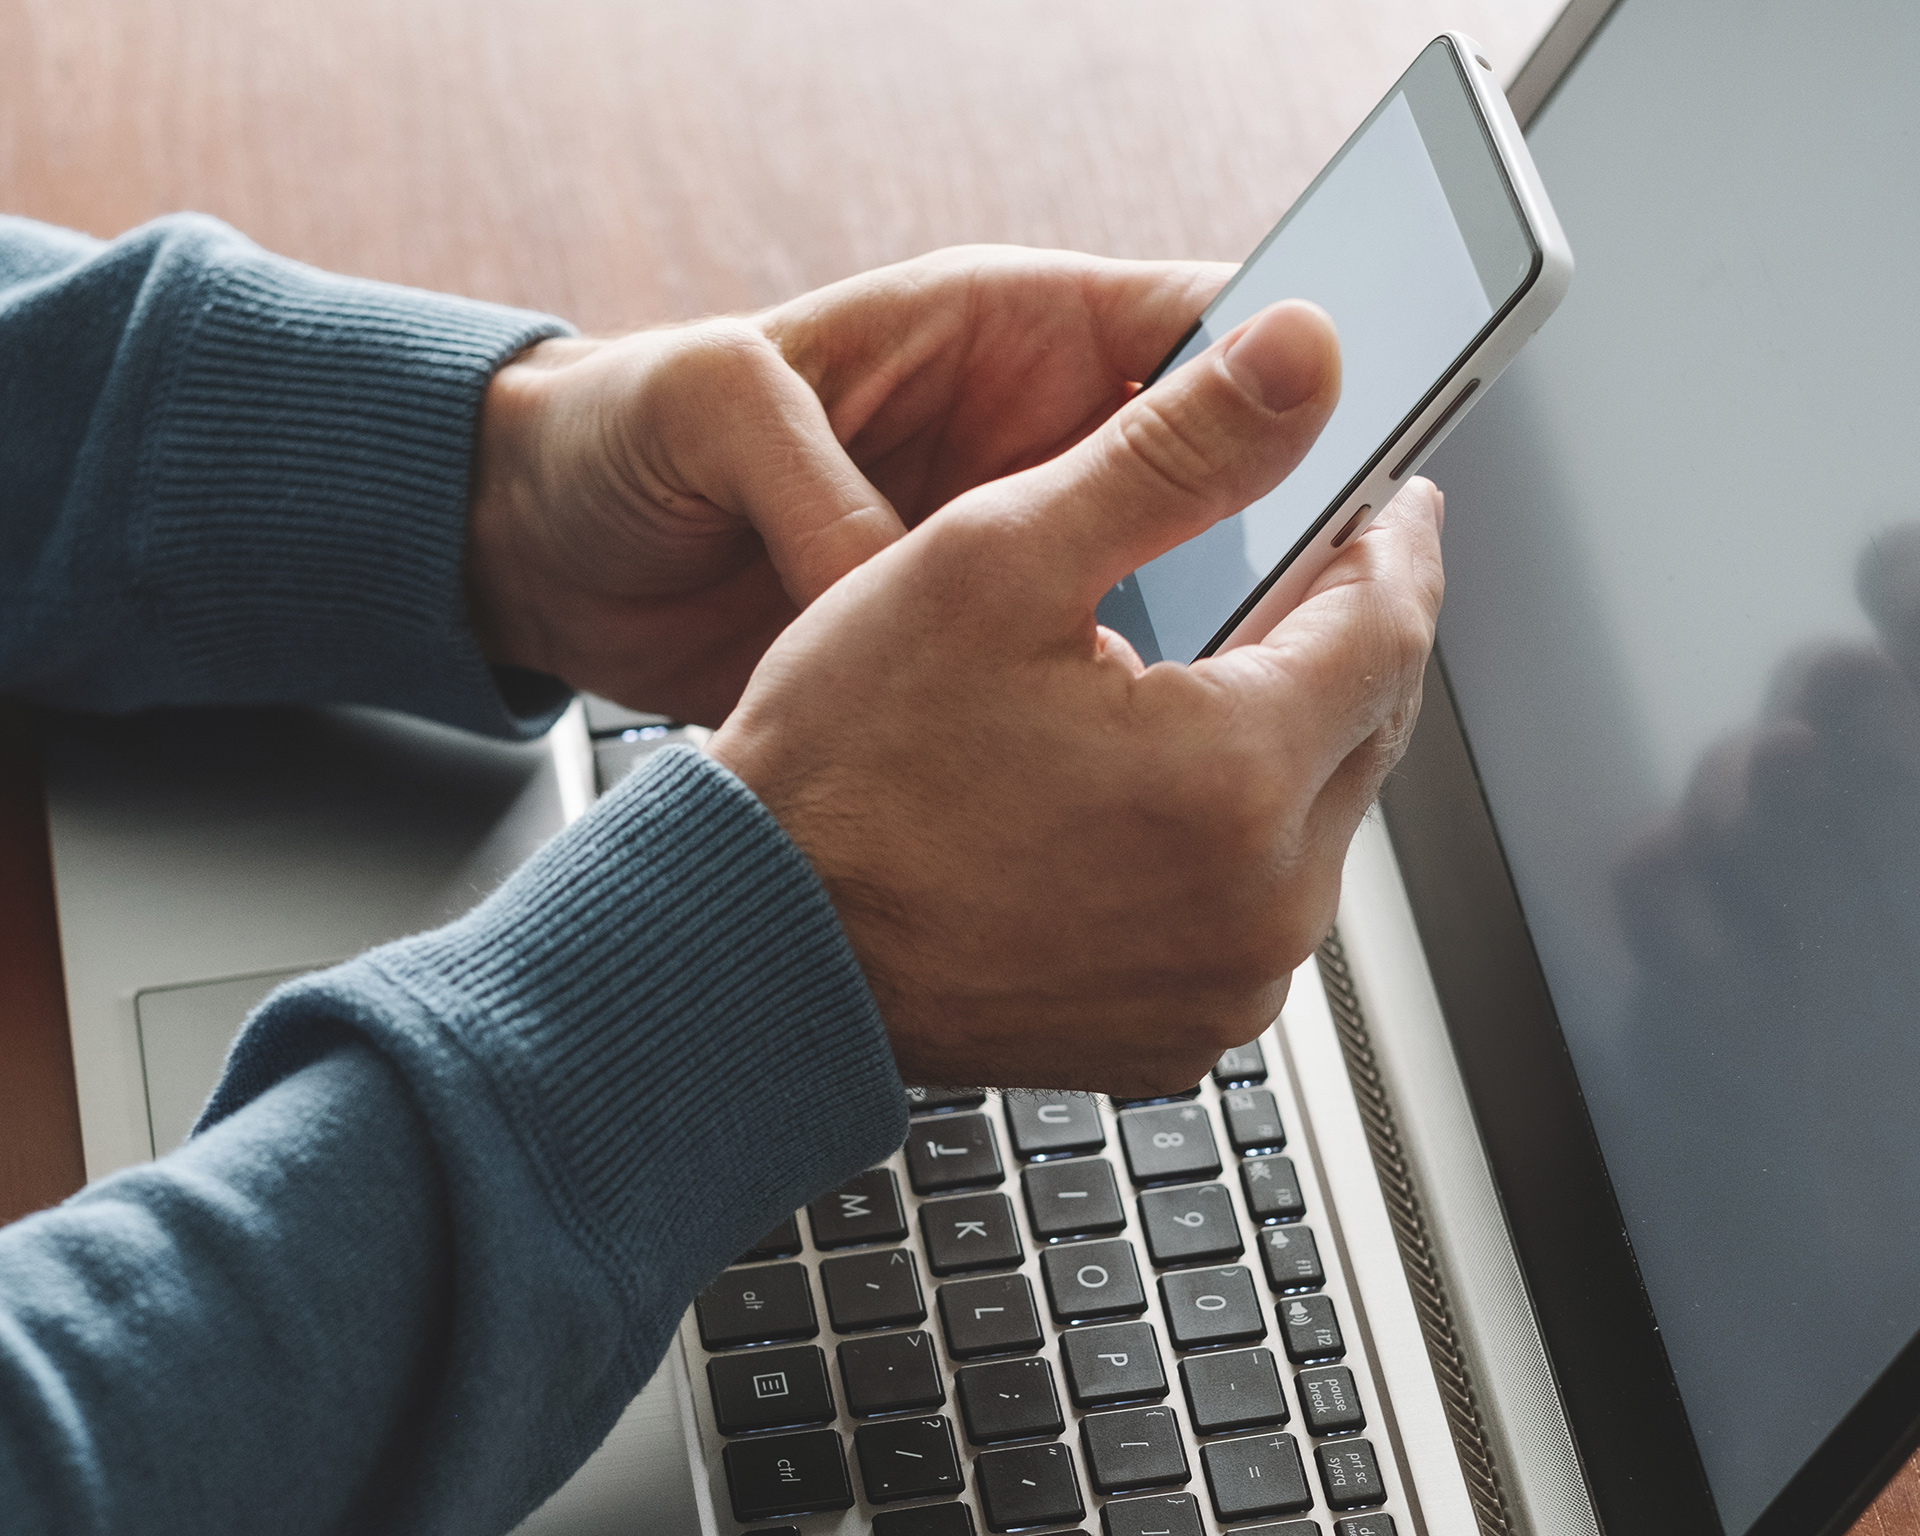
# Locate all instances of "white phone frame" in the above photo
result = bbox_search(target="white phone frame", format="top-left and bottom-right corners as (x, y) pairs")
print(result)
(1204, 31), (1574, 654)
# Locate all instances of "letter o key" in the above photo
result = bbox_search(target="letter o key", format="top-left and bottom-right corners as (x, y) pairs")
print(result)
(1077, 1264), (1110, 1290)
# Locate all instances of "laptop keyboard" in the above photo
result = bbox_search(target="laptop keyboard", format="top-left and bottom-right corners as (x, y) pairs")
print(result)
(681, 1042), (1409, 1536)
(573, 713), (1405, 1535)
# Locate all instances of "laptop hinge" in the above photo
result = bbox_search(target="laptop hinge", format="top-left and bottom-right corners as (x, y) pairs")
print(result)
(1318, 930), (1514, 1536)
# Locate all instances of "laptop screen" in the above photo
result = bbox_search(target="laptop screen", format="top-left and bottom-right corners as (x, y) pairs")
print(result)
(1419, 1), (1920, 1531)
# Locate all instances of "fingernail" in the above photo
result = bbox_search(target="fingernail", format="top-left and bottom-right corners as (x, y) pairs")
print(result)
(1222, 301), (1335, 412)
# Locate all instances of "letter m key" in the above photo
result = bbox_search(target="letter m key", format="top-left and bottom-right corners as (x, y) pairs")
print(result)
(840, 1192), (871, 1219)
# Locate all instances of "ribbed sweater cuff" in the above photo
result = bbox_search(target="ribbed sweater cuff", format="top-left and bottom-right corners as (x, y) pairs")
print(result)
(206, 746), (907, 1317)
(138, 222), (574, 738)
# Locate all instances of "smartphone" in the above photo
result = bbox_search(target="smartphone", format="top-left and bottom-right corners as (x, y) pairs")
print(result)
(1097, 33), (1572, 663)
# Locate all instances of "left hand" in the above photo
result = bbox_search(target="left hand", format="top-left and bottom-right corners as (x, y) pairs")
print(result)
(464, 248), (1232, 724)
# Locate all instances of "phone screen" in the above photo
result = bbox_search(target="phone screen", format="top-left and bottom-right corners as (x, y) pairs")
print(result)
(1098, 39), (1539, 663)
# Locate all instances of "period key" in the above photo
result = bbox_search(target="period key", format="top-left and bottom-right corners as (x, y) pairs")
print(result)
(837, 1331), (946, 1417)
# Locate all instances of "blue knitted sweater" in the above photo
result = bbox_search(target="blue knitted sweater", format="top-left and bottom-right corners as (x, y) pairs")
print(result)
(0, 214), (907, 1533)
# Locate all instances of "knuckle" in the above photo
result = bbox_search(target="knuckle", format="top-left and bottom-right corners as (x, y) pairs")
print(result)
(1114, 393), (1231, 506)
(680, 319), (786, 398)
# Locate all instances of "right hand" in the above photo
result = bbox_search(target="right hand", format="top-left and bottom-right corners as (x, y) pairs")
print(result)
(709, 301), (1445, 1096)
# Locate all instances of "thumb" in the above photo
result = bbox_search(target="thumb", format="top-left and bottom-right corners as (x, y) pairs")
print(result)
(648, 322), (908, 605)
(1011, 300), (1339, 609)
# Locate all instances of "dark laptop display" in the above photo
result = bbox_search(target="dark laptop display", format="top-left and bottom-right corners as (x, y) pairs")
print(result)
(1389, 0), (1920, 1532)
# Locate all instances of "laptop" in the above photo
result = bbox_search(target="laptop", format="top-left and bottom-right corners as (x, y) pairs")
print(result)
(37, 0), (1920, 1531)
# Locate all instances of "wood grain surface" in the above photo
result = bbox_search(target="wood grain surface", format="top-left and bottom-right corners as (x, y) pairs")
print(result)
(0, 710), (83, 1225)
(0, 0), (1913, 1528)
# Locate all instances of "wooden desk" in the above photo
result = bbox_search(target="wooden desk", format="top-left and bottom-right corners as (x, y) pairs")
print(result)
(1, 1), (1912, 1529)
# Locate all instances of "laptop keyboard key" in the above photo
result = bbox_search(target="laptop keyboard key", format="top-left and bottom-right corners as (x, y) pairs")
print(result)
(1279, 1294), (1346, 1363)
(1059, 1321), (1169, 1408)
(1316, 1438), (1387, 1509)
(921, 1192), (1023, 1275)
(855, 1415), (964, 1503)
(837, 1330), (945, 1416)
(1296, 1366), (1366, 1435)
(908, 1087), (989, 1114)
(906, 1113), (1004, 1194)
(697, 1262), (817, 1349)
(1180, 1347), (1289, 1434)
(1023, 1158), (1126, 1239)
(1241, 1156), (1308, 1223)
(1201, 1433), (1313, 1522)
(956, 1357), (1065, 1444)
(1041, 1238), (1148, 1323)
(708, 1345), (835, 1434)
(1005, 1093), (1106, 1158)
(1139, 1184), (1243, 1267)
(873, 1506), (976, 1536)
(1102, 1491), (1205, 1536)
(809, 1168), (909, 1248)
(1159, 1266), (1266, 1350)
(1119, 1105), (1222, 1186)
(873, 1507), (975, 1536)
(1212, 1042), (1268, 1086)
(1259, 1225), (1325, 1292)
(1110, 1086), (1203, 1109)
(938, 1273), (1044, 1358)
(723, 1428), (855, 1522)
(974, 1442), (1085, 1532)
(735, 1214), (802, 1264)
(1081, 1404), (1190, 1494)
(1222, 1089), (1286, 1153)
(820, 1248), (925, 1332)
(1334, 1516), (1398, 1536)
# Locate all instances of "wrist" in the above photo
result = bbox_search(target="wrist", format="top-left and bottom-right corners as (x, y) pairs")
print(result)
(465, 336), (603, 676)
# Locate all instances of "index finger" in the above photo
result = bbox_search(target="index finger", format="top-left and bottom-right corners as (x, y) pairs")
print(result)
(1198, 479), (1445, 791)
(1069, 254), (1240, 381)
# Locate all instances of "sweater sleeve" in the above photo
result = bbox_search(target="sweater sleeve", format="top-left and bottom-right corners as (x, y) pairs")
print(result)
(0, 747), (908, 1534)
(0, 215), (911, 1531)
(0, 212), (572, 737)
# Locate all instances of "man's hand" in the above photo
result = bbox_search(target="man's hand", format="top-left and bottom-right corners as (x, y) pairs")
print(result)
(708, 301), (1445, 1096)
(465, 249), (1231, 725)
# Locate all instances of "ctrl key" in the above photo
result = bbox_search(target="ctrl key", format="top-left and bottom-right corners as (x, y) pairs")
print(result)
(723, 1428), (854, 1523)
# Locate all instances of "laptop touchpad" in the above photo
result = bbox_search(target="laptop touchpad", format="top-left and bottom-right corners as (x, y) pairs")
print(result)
(136, 966), (322, 1157)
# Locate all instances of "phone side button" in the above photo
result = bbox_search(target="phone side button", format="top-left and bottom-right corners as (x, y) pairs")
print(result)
(1390, 376), (1480, 480)
(1329, 505), (1373, 549)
